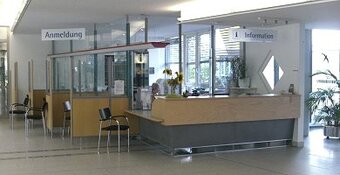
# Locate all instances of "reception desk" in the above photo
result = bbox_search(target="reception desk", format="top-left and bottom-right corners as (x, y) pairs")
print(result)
(126, 94), (300, 154)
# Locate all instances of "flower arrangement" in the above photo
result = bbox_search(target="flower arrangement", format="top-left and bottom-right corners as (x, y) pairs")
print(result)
(163, 68), (184, 95)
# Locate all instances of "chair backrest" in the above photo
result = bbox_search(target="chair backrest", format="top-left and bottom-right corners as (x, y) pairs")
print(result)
(23, 95), (29, 106)
(41, 102), (48, 116)
(41, 102), (48, 110)
(99, 107), (111, 121)
(64, 101), (71, 112)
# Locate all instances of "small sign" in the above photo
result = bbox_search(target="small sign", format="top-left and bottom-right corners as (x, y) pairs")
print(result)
(114, 80), (125, 95)
(230, 28), (277, 42)
(41, 28), (85, 41)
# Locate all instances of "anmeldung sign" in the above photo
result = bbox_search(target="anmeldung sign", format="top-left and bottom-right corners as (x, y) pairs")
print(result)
(230, 28), (277, 42)
(41, 28), (85, 41)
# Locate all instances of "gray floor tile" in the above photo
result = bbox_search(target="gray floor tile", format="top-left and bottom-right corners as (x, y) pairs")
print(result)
(1, 115), (340, 175)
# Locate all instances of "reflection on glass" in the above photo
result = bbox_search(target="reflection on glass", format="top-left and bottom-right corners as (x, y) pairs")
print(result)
(262, 56), (284, 90)
(53, 57), (70, 90)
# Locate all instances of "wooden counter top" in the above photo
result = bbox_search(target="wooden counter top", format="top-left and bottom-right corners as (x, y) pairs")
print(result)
(155, 93), (282, 101)
(125, 110), (163, 123)
(152, 94), (300, 126)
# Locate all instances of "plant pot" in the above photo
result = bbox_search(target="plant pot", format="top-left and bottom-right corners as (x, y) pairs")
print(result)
(323, 125), (340, 138)
(238, 77), (250, 88)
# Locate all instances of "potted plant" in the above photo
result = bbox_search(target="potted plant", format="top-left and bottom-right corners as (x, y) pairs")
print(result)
(231, 57), (249, 87)
(163, 68), (184, 98)
(306, 54), (340, 138)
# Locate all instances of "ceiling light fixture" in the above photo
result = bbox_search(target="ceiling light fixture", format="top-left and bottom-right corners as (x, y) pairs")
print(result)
(0, 0), (30, 31)
(173, 0), (327, 22)
(11, 0), (31, 32)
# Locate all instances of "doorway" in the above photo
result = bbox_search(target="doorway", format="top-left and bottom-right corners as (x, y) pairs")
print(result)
(311, 29), (340, 126)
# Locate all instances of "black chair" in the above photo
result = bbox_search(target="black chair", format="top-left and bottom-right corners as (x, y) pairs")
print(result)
(97, 107), (129, 153)
(25, 100), (48, 136)
(9, 94), (30, 129)
(62, 101), (71, 137)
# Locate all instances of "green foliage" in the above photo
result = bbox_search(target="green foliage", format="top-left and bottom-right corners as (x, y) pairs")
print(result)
(306, 53), (340, 126)
(231, 57), (247, 80)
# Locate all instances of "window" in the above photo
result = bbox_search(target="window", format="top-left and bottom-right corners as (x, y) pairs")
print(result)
(165, 39), (180, 73)
(186, 35), (196, 88)
(164, 27), (241, 94)
(214, 27), (240, 94)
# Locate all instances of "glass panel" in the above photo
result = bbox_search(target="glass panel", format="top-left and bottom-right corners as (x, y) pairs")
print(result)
(199, 62), (210, 90)
(186, 64), (196, 90)
(214, 26), (240, 94)
(169, 64), (179, 75)
(72, 24), (95, 51)
(133, 51), (149, 88)
(54, 41), (71, 54)
(311, 29), (340, 126)
(72, 55), (95, 93)
(72, 52), (127, 96)
(112, 52), (127, 95)
(129, 16), (146, 44)
(199, 33), (210, 61)
(53, 57), (70, 90)
(215, 61), (232, 94)
(187, 36), (196, 63)
(167, 43), (179, 63)
(96, 19), (126, 48)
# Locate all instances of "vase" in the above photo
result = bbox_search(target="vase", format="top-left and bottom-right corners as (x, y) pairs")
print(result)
(170, 85), (177, 95)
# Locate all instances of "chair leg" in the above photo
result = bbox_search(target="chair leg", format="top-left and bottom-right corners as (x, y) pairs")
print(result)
(62, 113), (66, 137)
(107, 130), (111, 153)
(11, 112), (14, 129)
(25, 117), (28, 137)
(97, 122), (102, 154)
(127, 128), (130, 152)
(42, 116), (46, 137)
(118, 127), (120, 152)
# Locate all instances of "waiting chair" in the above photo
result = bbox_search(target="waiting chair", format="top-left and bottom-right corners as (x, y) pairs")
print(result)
(97, 107), (129, 153)
(25, 100), (48, 136)
(62, 101), (71, 137)
(9, 94), (30, 129)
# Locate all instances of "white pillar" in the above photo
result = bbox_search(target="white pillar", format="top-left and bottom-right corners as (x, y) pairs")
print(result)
(292, 23), (305, 147)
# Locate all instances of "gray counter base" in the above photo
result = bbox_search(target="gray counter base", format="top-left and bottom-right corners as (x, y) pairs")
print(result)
(140, 118), (295, 155)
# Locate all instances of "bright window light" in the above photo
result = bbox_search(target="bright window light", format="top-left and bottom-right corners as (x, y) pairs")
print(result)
(171, 0), (315, 22)
(0, 0), (27, 28)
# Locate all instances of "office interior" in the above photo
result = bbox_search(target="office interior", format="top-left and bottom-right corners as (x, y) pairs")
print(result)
(1, 0), (340, 174)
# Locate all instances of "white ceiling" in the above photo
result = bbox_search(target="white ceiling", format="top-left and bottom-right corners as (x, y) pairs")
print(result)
(13, 0), (340, 37)
(183, 0), (340, 30)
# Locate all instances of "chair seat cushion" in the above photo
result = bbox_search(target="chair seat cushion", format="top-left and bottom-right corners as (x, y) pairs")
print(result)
(9, 110), (26, 114)
(27, 115), (43, 120)
(102, 125), (129, 131)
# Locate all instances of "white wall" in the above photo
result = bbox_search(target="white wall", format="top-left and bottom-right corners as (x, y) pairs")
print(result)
(9, 33), (52, 102)
(246, 23), (305, 146)
(246, 24), (301, 94)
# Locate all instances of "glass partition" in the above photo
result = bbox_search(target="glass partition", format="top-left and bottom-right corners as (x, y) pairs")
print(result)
(96, 19), (126, 48)
(71, 52), (127, 97)
(52, 57), (70, 90)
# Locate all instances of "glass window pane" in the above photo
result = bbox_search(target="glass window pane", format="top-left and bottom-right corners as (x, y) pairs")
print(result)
(187, 36), (196, 63)
(169, 64), (179, 74)
(199, 33), (210, 61)
(199, 62), (209, 89)
(187, 64), (196, 90)
(168, 43), (179, 63)
(96, 19), (126, 48)
(53, 57), (70, 90)
(215, 61), (232, 94)
(72, 25), (95, 51)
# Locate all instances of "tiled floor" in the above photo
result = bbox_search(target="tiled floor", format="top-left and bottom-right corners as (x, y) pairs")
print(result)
(1, 115), (340, 175)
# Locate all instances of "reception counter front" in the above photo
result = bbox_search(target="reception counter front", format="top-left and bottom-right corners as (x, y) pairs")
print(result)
(126, 94), (300, 154)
